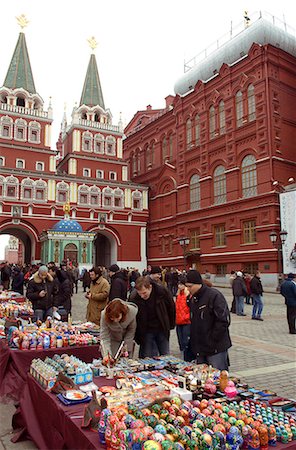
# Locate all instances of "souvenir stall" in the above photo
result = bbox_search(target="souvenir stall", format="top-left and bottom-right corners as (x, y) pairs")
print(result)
(11, 353), (296, 450)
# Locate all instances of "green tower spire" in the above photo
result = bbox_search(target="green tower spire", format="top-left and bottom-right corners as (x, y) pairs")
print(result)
(3, 32), (36, 94)
(79, 53), (105, 109)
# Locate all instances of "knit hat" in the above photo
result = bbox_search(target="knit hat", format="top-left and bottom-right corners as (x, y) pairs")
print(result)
(150, 266), (162, 274)
(287, 273), (295, 279)
(236, 271), (243, 277)
(109, 264), (120, 273)
(38, 265), (48, 274)
(186, 270), (203, 285)
(178, 276), (187, 285)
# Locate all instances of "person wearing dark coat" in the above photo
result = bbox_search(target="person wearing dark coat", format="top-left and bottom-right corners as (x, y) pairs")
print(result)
(185, 270), (232, 371)
(56, 269), (72, 315)
(11, 266), (24, 294)
(280, 273), (296, 334)
(130, 276), (176, 358)
(108, 264), (127, 302)
(82, 269), (91, 292)
(250, 270), (264, 321)
(232, 271), (247, 316)
(26, 265), (56, 321)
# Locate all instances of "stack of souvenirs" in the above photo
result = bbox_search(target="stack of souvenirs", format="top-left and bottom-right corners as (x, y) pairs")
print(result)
(7, 320), (100, 350)
(30, 354), (93, 389)
(0, 298), (33, 319)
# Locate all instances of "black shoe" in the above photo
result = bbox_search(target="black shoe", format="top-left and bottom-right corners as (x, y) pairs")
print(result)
(252, 317), (256, 320)
(289, 331), (296, 334)
(256, 317), (264, 321)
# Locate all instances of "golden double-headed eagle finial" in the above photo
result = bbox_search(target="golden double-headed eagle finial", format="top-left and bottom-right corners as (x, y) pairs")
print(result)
(63, 202), (71, 216)
(16, 14), (29, 30)
(87, 36), (98, 51)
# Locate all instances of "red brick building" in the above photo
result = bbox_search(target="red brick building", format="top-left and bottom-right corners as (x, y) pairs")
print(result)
(0, 28), (149, 270)
(123, 15), (296, 287)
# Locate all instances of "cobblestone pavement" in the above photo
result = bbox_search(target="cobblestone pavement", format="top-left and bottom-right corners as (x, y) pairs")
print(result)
(1, 285), (295, 449)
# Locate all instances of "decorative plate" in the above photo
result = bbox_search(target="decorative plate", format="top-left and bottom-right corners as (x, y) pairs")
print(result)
(63, 390), (87, 400)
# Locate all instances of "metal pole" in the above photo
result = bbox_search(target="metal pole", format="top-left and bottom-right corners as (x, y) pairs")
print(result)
(277, 240), (281, 292)
(183, 245), (186, 272)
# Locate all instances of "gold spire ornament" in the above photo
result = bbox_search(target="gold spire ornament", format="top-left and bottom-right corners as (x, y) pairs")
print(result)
(87, 36), (98, 51)
(16, 14), (29, 30)
(244, 11), (250, 28)
(63, 202), (71, 216)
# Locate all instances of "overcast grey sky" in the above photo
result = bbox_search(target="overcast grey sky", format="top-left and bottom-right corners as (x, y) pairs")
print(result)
(0, 0), (295, 257)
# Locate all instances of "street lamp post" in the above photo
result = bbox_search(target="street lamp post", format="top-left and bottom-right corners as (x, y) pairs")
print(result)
(269, 229), (288, 291)
(178, 236), (190, 272)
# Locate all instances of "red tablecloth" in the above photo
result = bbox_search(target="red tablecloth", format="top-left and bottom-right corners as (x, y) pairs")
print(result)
(12, 374), (114, 449)
(0, 339), (101, 402)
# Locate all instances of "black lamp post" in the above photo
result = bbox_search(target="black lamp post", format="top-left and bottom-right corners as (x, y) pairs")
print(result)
(178, 237), (190, 272)
(269, 229), (288, 291)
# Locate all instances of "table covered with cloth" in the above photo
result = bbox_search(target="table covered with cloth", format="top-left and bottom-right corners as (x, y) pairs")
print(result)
(0, 339), (101, 402)
(11, 373), (296, 450)
(12, 374), (114, 450)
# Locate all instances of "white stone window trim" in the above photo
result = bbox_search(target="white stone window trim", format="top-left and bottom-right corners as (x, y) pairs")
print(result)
(4, 175), (19, 199)
(0, 116), (13, 140)
(82, 131), (93, 152)
(21, 178), (34, 200)
(28, 121), (41, 144)
(105, 135), (116, 156)
(0, 156), (5, 167)
(34, 179), (47, 202)
(114, 188), (124, 208)
(94, 133), (105, 154)
(78, 184), (90, 205)
(96, 169), (104, 179)
(36, 161), (45, 171)
(83, 168), (91, 177)
(109, 171), (117, 181)
(14, 118), (27, 142)
(16, 158), (25, 169)
(102, 186), (114, 208)
(132, 190), (143, 210)
(56, 181), (69, 203)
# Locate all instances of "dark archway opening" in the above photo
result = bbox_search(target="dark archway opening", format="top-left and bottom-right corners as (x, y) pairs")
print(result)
(64, 243), (78, 264)
(0, 228), (32, 264)
(94, 233), (111, 268)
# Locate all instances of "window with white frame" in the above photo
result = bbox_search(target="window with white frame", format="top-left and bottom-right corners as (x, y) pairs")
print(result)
(90, 186), (100, 206)
(35, 180), (47, 201)
(83, 168), (91, 177)
(105, 136), (116, 155)
(209, 105), (215, 139)
(56, 181), (69, 203)
(21, 178), (34, 200)
(1, 116), (13, 139)
(78, 185), (89, 204)
(132, 190), (142, 210)
(247, 84), (256, 122)
(236, 91), (243, 127)
(190, 174), (200, 210)
(242, 155), (257, 198)
(186, 119), (192, 149)
(16, 159), (25, 169)
(5, 176), (19, 198)
(102, 187), (113, 207)
(94, 134), (104, 153)
(214, 165), (226, 204)
(114, 188), (123, 208)
(109, 171), (117, 181)
(96, 170), (104, 179)
(219, 100), (225, 135)
(36, 161), (44, 171)
(28, 121), (41, 143)
(0, 157), (4, 167)
(82, 131), (93, 152)
(15, 119), (27, 141)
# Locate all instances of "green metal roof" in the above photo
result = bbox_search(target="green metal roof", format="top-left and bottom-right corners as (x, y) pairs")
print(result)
(4, 32), (36, 94)
(79, 54), (105, 108)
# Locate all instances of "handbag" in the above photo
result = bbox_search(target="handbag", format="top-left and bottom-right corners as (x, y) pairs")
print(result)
(81, 391), (108, 430)
(51, 371), (76, 394)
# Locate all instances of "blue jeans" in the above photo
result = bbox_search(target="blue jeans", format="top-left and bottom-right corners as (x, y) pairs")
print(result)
(252, 295), (263, 318)
(176, 324), (191, 352)
(235, 296), (245, 315)
(139, 331), (169, 358)
(196, 351), (229, 371)
(34, 307), (53, 321)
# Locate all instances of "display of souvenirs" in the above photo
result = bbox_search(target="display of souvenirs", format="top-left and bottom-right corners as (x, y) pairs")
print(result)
(99, 397), (296, 449)
(0, 299), (33, 319)
(30, 354), (93, 387)
(0, 290), (25, 302)
(7, 321), (99, 349)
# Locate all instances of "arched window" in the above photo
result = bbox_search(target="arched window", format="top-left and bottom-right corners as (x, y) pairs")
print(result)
(132, 152), (138, 175)
(242, 155), (257, 197)
(247, 84), (256, 122)
(162, 137), (167, 162)
(94, 112), (100, 122)
(0, 116), (13, 139)
(21, 178), (34, 200)
(209, 105), (215, 139)
(34, 179), (47, 201)
(0, 176), (4, 197)
(114, 188), (124, 208)
(56, 181), (69, 203)
(219, 101), (225, 135)
(82, 131), (93, 152)
(28, 121), (41, 143)
(81, 111), (87, 120)
(195, 114), (200, 146)
(94, 133), (104, 153)
(5, 175), (19, 198)
(186, 119), (192, 149)
(214, 165), (226, 204)
(132, 190), (142, 210)
(90, 186), (100, 206)
(102, 187), (113, 207)
(105, 136), (116, 155)
(236, 91), (243, 127)
(0, 157), (4, 167)
(146, 143), (154, 169)
(190, 174), (200, 210)
(78, 185), (89, 205)
(15, 118), (27, 141)
(16, 97), (25, 107)
(169, 134), (173, 161)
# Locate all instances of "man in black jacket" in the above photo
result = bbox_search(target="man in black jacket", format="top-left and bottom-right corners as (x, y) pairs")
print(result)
(26, 265), (56, 321)
(186, 270), (232, 370)
(108, 264), (127, 302)
(131, 276), (176, 358)
(250, 270), (264, 321)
